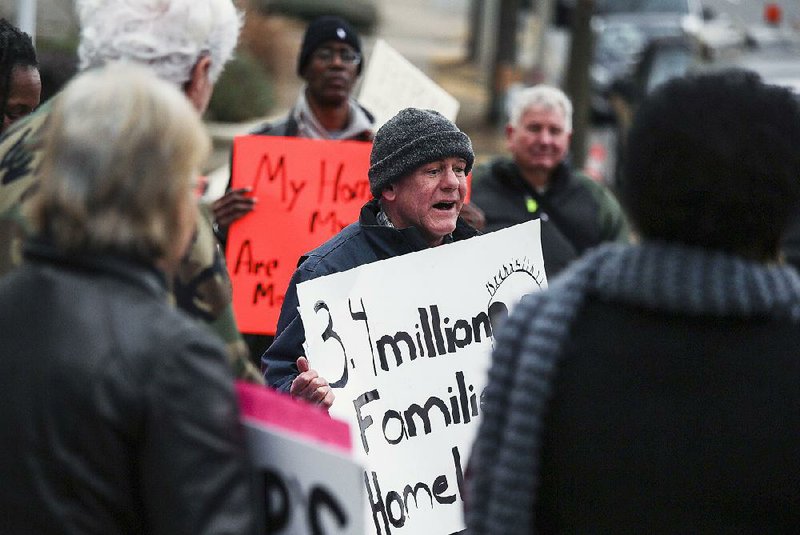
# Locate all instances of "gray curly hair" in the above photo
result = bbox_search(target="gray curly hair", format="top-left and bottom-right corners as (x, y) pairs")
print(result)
(77, 0), (242, 85)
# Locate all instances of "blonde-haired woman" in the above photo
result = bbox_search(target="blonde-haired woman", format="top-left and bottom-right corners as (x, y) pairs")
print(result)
(0, 63), (256, 534)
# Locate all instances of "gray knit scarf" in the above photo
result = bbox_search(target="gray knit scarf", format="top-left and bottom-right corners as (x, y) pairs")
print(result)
(466, 240), (800, 535)
(292, 87), (374, 140)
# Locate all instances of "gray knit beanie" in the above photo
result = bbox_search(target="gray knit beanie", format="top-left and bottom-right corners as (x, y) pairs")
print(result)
(368, 108), (474, 198)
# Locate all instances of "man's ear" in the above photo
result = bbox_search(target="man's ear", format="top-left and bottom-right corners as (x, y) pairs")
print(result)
(504, 123), (516, 151)
(184, 55), (213, 113)
(381, 184), (397, 202)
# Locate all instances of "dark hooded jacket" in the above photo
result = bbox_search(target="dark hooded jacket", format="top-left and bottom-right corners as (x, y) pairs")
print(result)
(471, 158), (630, 278)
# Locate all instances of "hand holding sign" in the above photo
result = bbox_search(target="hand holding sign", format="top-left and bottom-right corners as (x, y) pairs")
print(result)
(212, 186), (256, 230)
(291, 356), (335, 409)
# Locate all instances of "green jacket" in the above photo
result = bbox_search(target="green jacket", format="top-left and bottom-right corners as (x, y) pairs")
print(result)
(471, 158), (630, 270)
(0, 100), (263, 384)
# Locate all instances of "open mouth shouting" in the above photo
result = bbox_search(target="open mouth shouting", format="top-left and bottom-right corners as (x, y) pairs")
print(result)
(433, 201), (458, 212)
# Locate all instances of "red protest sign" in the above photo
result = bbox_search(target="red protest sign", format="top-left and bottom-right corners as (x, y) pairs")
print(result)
(226, 135), (373, 335)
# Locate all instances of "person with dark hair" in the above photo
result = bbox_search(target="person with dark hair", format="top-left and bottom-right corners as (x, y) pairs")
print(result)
(0, 18), (40, 134)
(263, 108), (479, 407)
(467, 70), (800, 534)
(213, 15), (375, 234)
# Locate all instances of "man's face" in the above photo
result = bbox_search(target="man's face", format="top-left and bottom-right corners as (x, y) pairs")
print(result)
(2, 65), (41, 133)
(382, 157), (468, 247)
(302, 40), (360, 107)
(506, 105), (571, 177)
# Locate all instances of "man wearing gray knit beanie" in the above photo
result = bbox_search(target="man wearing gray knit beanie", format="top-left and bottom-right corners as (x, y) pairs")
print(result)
(262, 107), (480, 406)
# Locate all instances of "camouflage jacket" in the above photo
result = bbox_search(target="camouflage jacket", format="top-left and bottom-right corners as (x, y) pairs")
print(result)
(0, 100), (263, 384)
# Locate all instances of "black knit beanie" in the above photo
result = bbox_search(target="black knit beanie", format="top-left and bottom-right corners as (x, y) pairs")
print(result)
(297, 16), (363, 76)
(368, 108), (474, 198)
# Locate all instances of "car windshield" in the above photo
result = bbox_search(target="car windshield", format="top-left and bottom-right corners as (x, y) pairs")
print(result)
(597, 0), (689, 15)
(596, 23), (648, 64)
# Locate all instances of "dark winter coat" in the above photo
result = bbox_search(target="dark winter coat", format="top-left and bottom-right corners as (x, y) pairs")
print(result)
(262, 199), (479, 390)
(470, 158), (630, 278)
(534, 292), (800, 533)
(0, 239), (256, 535)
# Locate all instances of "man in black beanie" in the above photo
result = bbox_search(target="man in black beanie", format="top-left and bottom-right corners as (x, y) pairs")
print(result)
(262, 108), (479, 406)
(213, 15), (377, 359)
(213, 15), (375, 230)
(258, 15), (374, 140)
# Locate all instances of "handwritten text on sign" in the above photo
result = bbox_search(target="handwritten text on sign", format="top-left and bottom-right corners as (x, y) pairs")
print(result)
(227, 136), (372, 335)
(297, 220), (547, 534)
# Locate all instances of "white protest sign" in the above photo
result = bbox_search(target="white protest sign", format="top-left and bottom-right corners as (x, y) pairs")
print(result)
(296, 220), (546, 534)
(359, 39), (460, 129)
(244, 420), (364, 535)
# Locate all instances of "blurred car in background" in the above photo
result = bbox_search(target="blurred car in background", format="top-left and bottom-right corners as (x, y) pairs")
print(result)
(605, 34), (697, 186)
(588, 0), (708, 118)
(714, 26), (800, 95)
(607, 4), (800, 187)
(611, 5), (799, 106)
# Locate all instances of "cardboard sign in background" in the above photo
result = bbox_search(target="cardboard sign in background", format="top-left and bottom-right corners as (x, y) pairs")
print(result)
(296, 220), (547, 534)
(359, 39), (460, 129)
(226, 136), (373, 335)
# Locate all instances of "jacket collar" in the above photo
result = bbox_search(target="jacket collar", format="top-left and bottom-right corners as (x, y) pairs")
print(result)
(496, 158), (573, 196)
(359, 198), (479, 258)
(23, 237), (168, 298)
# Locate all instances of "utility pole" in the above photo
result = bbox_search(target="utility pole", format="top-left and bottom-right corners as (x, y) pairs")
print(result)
(563, 0), (594, 169)
(488, 0), (520, 125)
(533, 0), (555, 75)
(466, 0), (484, 62)
(16, 0), (37, 39)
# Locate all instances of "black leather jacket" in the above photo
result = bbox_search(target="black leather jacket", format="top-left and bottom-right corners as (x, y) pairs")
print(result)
(0, 240), (256, 535)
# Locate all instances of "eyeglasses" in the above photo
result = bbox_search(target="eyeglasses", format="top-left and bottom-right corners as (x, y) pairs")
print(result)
(312, 47), (362, 66)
